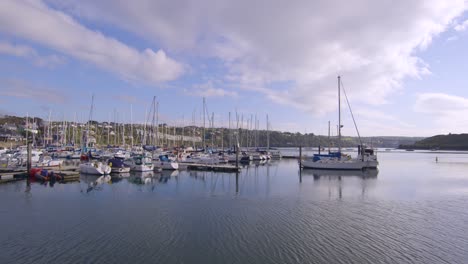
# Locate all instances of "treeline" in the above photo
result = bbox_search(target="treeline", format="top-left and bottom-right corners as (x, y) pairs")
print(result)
(1, 115), (422, 148)
(399, 133), (468, 150)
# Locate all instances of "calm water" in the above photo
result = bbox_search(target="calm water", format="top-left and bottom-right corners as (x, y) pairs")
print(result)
(1, 150), (468, 263)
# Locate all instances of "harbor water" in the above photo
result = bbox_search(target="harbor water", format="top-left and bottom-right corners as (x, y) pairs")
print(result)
(1, 150), (468, 263)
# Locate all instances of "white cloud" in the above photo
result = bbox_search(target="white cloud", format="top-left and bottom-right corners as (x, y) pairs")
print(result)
(0, 0), (183, 84)
(446, 36), (459, 42)
(414, 93), (468, 134)
(454, 19), (468, 31)
(0, 78), (68, 103)
(415, 93), (468, 114)
(186, 81), (238, 98)
(47, 0), (467, 116)
(0, 41), (64, 67)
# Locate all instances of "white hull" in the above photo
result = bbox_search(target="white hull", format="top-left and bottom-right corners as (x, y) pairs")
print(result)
(111, 166), (131, 173)
(195, 156), (220, 165)
(154, 161), (179, 170)
(365, 160), (379, 168)
(130, 164), (154, 172)
(79, 162), (111, 175)
(177, 163), (188, 170)
(37, 159), (63, 167)
(129, 155), (154, 172)
(68, 154), (81, 159)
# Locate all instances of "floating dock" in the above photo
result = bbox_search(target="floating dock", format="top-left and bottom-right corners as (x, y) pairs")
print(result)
(0, 170), (80, 184)
(0, 173), (27, 184)
(186, 163), (240, 173)
(282, 155), (299, 159)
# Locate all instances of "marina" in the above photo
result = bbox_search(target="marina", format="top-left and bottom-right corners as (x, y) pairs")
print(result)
(2, 1), (468, 263)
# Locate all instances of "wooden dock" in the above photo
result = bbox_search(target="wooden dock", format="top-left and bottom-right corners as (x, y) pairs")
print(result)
(0, 173), (27, 184)
(186, 163), (240, 173)
(0, 170), (80, 184)
(282, 155), (299, 159)
(0, 165), (78, 173)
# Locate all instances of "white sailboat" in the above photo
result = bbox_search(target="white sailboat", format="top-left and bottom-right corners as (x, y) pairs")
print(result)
(36, 155), (64, 167)
(302, 76), (378, 170)
(79, 161), (112, 175)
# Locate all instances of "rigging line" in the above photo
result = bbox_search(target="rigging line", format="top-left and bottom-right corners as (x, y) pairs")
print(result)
(340, 79), (363, 147)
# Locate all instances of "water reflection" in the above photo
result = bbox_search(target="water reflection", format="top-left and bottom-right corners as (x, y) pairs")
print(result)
(301, 168), (379, 179)
(128, 171), (155, 185)
(80, 174), (112, 193)
(3, 155), (468, 264)
(301, 168), (378, 199)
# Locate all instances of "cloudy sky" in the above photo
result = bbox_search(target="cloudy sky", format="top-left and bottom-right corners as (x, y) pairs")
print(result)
(1, 0), (468, 136)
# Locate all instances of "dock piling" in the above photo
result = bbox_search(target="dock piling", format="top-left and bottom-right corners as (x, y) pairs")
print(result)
(26, 138), (31, 187)
(299, 146), (302, 169)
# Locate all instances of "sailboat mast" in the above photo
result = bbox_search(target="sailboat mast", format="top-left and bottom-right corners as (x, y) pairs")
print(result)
(86, 94), (94, 149)
(202, 97), (206, 150)
(266, 114), (269, 150)
(73, 112), (76, 146)
(122, 113), (125, 147)
(338, 75), (342, 153)
(211, 112), (214, 148)
(328, 120), (331, 153)
(156, 101), (159, 146)
(130, 104), (134, 147)
(152, 96), (156, 146)
(229, 112), (232, 149)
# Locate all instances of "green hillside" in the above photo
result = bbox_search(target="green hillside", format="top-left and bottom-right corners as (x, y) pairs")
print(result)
(399, 133), (468, 150)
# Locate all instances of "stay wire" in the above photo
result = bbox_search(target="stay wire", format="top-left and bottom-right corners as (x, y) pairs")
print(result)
(340, 79), (363, 147)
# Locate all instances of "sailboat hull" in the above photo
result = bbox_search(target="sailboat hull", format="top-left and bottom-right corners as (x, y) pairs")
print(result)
(79, 163), (111, 175)
(154, 161), (179, 170)
(302, 159), (370, 170)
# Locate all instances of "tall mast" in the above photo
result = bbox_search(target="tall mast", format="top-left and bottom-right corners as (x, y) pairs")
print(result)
(328, 120), (331, 153)
(229, 112), (232, 149)
(192, 109), (195, 148)
(130, 104), (134, 147)
(43, 115), (47, 147)
(122, 113), (125, 147)
(211, 112), (214, 148)
(47, 110), (51, 146)
(151, 96), (156, 146)
(338, 75), (342, 154)
(26, 112), (29, 145)
(73, 112), (76, 146)
(202, 97), (206, 150)
(33, 117), (36, 146)
(114, 109), (117, 146)
(156, 101), (159, 146)
(86, 94), (94, 149)
(182, 115), (185, 147)
(266, 114), (269, 149)
(143, 105), (148, 147)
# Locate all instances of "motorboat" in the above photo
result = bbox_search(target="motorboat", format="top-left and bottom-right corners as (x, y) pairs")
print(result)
(153, 154), (179, 170)
(108, 157), (131, 173)
(129, 154), (154, 172)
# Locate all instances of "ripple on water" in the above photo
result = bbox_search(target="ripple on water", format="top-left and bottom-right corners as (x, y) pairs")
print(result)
(1, 156), (468, 263)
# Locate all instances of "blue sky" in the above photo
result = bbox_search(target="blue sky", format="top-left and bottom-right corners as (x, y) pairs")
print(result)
(1, 0), (468, 136)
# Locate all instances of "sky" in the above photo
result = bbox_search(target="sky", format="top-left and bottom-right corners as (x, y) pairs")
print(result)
(1, 0), (468, 137)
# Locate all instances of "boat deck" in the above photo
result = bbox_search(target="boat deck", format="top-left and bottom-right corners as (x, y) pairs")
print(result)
(186, 163), (240, 173)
